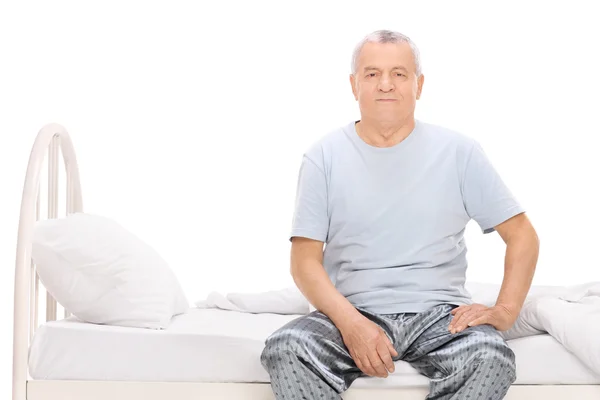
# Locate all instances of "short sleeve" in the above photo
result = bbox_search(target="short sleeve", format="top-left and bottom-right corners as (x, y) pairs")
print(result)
(462, 141), (525, 234)
(289, 155), (329, 242)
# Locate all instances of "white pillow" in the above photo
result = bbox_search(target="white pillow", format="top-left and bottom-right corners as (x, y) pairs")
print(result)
(31, 213), (189, 329)
(196, 287), (311, 315)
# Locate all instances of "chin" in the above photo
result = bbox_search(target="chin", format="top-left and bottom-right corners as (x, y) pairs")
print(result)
(375, 112), (404, 121)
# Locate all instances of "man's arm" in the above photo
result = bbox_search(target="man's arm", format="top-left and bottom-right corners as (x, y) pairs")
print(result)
(449, 212), (539, 333)
(290, 236), (398, 378)
(290, 237), (362, 328)
(288, 152), (397, 377)
(451, 140), (539, 333)
(288, 154), (364, 326)
(493, 212), (540, 315)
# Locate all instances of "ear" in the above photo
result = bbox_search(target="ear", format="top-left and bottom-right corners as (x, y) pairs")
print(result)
(416, 74), (424, 99)
(350, 74), (358, 100)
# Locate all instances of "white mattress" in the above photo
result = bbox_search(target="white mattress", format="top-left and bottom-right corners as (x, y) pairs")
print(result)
(28, 308), (600, 386)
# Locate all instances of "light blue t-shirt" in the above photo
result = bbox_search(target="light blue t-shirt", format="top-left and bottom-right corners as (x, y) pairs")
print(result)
(290, 119), (525, 314)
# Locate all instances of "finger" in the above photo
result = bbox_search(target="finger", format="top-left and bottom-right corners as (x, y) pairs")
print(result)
(453, 310), (477, 331)
(451, 311), (477, 333)
(386, 337), (398, 358)
(380, 330), (398, 357)
(367, 351), (389, 378)
(353, 354), (367, 375)
(468, 314), (489, 328)
(449, 306), (470, 327)
(450, 306), (466, 320)
(377, 341), (396, 374)
(455, 310), (475, 327)
(449, 307), (471, 330)
(450, 305), (466, 316)
(351, 350), (373, 377)
(359, 354), (377, 377)
(456, 311), (485, 332)
(351, 351), (368, 376)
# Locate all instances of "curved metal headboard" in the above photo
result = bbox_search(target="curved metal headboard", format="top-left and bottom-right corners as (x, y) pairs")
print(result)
(12, 123), (83, 400)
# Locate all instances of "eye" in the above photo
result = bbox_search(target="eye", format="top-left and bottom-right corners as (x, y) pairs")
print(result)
(367, 73), (376, 77)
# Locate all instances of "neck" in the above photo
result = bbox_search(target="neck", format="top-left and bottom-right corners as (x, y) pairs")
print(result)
(355, 116), (416, 148)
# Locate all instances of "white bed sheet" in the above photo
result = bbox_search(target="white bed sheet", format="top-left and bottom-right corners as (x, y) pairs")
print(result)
(28, 308), (600, 386)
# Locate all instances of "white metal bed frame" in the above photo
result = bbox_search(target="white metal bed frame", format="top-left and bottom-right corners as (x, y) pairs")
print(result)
(12, 123), (600, 399)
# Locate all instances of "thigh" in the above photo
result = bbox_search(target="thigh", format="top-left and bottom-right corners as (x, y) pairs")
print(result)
(262, 310), (362, 391)
(403, 306), (514, 379)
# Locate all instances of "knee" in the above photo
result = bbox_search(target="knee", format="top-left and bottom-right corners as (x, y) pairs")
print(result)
(473, 335), (516, 380)
(260, 327), (306, 369)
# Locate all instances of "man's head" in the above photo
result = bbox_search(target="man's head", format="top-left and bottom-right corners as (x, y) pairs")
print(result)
(350, 30), (424, 124)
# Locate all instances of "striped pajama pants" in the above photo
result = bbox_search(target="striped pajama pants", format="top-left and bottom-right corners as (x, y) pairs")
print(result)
(260, 303), (516, 400)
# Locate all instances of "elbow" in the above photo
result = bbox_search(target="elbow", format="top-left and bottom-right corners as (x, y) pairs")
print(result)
(529, 225), (540, 251)
(290, 263), (297, 280)
(524, 228), (540, 264)
(290, 255), (302, 281)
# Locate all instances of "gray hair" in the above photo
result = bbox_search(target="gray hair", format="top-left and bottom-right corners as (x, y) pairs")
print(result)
(351, 30), (422, 77)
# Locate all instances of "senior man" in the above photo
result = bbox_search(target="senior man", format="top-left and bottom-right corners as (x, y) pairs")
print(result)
(261, 29), (539, 400)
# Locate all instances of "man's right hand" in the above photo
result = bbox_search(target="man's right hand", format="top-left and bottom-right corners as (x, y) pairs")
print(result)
(337, 315), (398, 378)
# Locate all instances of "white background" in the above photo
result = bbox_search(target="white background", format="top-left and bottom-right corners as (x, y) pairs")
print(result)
(1, 0), (599, 397)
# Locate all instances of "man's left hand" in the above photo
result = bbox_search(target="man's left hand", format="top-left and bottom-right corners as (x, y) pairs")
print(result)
(448, 303), (517, 334)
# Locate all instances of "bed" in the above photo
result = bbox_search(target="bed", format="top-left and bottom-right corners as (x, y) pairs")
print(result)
(12, 123), (600, 399)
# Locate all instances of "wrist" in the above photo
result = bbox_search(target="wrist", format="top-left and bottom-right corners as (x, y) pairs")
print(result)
(329, 305), (363, 331)
(494, 302), (521, 316)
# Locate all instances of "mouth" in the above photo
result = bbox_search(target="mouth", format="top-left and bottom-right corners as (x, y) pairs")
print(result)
(377, 99), (397, 102)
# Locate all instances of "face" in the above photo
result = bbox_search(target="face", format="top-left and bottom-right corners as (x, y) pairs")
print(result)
(350, 41), (424, 124)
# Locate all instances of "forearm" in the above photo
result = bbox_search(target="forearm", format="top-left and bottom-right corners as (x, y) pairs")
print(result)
(291, 260), (362, 329)
(495, 229), (540, 314)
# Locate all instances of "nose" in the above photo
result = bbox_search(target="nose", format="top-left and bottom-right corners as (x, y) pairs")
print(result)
(378, 77), (394, 92)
